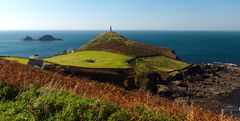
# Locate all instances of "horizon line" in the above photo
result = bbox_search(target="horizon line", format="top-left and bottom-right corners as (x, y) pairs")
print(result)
(0, 29), (240, 32)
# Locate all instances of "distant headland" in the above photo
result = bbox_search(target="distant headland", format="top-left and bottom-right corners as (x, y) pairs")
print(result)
(23, 35), (63, 41)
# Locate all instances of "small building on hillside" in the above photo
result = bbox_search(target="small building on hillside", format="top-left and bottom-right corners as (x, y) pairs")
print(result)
(29, 54), (40, 59)
(27, 54), (44, 69)
(65, 48), (75, 54)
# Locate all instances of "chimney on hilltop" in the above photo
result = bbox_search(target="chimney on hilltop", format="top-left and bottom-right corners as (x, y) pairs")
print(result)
(110, 26), (112, 32)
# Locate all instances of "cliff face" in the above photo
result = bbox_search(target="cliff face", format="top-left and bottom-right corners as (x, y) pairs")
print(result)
(79, 32), (178, 59)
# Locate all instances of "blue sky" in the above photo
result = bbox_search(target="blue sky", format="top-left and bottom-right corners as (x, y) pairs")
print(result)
(0, 0), (240, 30)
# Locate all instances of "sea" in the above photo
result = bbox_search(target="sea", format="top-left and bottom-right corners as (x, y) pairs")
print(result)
(0, 30), (240, 65)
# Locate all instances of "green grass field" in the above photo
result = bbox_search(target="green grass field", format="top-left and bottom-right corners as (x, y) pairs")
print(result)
(1, 57), (29, 65)
(135, 56), (190, 73)
(44, 51), (132, 68)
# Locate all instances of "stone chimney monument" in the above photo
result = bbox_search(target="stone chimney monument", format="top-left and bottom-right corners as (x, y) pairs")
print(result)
(110, 26), (112, 32)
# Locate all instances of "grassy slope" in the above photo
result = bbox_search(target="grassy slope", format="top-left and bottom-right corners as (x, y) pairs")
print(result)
(79, 32), (178, 59)
(2, 57), (29, 65)
(0, 81), (180, 121)
(1, 52), (189, 76)
(134, 56), (190, 73)
(44, 51), (132, 68)
(1, 57), (53, 65)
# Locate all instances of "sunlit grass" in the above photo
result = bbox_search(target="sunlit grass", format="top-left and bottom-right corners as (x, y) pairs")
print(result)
(44, 51), (132, 68)
(135, 56), (190, 73)
(2, 57), (29, 65)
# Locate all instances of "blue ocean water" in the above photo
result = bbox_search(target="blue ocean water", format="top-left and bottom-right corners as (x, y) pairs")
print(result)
(0, 30), (240, 65)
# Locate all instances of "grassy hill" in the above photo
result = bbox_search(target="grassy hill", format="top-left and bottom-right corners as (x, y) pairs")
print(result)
(79, 32), (178, 59)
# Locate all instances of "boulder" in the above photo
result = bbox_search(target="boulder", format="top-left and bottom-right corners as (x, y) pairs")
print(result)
(171, 80), (182, 86)
(157, 85), (170, 92)
(134, 72), (160, 92)
(182, 65), (205, 76)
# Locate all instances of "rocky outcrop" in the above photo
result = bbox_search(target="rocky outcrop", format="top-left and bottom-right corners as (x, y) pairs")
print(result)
(38, 35), (62, 41)
(156, 63), (240, 99)
(23, 36), (34, 41)
(23, 35), (62, 41)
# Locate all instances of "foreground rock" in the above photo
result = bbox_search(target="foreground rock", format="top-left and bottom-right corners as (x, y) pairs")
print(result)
(157, 63), (240, 99)
(187, 63), (240, 98)
(154, 63), (240, 116)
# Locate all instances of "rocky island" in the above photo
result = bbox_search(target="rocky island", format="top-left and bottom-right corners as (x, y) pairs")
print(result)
(23, 35), (62, 41)
(23, 36), (34, 41)
(38, 35), (62, 41)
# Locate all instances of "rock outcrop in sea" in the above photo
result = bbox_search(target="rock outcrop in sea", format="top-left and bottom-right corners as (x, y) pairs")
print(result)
(23, 36), (34, 41)
(38, 35), (62, 41)
(23, 35), (62, 41)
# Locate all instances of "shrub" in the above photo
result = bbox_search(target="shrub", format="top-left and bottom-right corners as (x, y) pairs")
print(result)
(108, 109), (132, 121)
(0, 87), (181, 121)
(0, 81), (18, 101)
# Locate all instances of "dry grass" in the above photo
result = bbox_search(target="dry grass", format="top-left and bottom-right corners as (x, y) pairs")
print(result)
(0, 59), (238, 121)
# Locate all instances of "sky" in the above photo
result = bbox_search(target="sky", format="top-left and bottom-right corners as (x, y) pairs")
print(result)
(0, 0), (240, 30)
